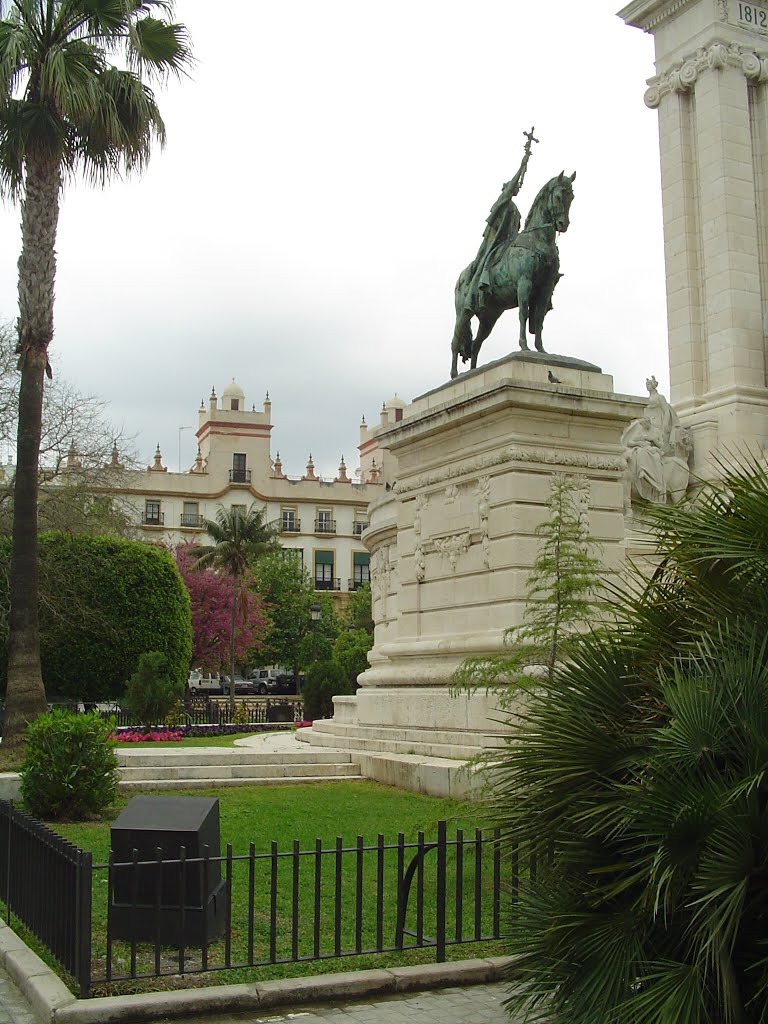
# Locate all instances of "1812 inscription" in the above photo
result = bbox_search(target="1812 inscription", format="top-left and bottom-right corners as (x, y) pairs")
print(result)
(733, 0), (768, 31)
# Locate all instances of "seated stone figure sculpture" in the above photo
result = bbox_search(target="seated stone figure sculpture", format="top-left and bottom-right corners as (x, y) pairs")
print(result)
(622, 376), (692, 507)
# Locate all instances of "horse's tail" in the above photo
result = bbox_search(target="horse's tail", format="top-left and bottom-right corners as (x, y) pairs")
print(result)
(452, 310), (474, 363)
(455, 261), (475, 316)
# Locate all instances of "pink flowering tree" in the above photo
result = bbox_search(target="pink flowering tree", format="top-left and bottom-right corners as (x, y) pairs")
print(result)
(175, 545), (268, 675)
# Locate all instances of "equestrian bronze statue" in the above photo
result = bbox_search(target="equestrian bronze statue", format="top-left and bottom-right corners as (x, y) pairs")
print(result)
(450, 129), (576, 378)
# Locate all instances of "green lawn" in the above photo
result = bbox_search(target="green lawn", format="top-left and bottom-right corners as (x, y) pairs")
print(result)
(47, 782), (503, 996)
(57, 780), (482, 867)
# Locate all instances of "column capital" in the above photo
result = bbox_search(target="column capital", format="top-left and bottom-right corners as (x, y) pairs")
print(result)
(644, 40), (768, 106)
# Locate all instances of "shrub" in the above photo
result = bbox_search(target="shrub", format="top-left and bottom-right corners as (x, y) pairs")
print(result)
(124, 652), (185, 727)
(232, 701), (250, 725)
(302, 660), (351, 720)
(164, 702), (190, 728)
(20, 710), (118, 820)
(0, 533), (192, 702)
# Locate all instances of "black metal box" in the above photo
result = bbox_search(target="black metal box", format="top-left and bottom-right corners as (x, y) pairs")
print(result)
(110, 795), (227, 945)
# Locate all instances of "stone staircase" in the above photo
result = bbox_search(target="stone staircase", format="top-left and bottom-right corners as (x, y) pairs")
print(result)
(299, 719), (501, 761)
(295, 722), (488, 799)
(116, 747), (363, 790)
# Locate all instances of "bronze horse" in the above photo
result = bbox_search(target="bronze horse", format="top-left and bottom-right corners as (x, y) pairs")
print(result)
(450, 171), (576, 379)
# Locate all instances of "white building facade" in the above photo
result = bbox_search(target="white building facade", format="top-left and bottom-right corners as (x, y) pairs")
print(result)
(97, 379), (399, 596)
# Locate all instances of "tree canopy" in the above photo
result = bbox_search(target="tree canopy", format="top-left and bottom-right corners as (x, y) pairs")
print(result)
(176, 543), (267, 674)
(0, 532), (192, 701)
(250, 551), (341, 675)
(192, 504), (278, 709)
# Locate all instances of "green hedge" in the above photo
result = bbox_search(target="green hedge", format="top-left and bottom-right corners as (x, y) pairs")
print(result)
(0, 533), (192, 701)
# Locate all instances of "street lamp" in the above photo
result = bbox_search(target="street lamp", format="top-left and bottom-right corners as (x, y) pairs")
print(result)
(178, 425), (194, 473)
(306, 602), (322, 696)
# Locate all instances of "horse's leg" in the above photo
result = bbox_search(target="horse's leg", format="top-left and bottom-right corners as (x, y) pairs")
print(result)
(517, 276), (532, 351)
(450, 317), (460, 379)
(470, 312), (502, 369)
(450, 311), (473, 379)
(532, 273), (558, 352)
(530, 305), (546, 353)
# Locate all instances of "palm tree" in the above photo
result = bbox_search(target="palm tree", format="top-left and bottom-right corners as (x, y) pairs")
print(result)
(493, 460), (768, 1024)
(0, 1), (191, 751)
(194, 505), (279, 714)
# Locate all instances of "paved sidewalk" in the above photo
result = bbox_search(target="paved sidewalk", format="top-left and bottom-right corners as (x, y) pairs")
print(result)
(149, 982), (510, 1024)
(233, 730), (343, 753)
(0, 965), (36, 1024)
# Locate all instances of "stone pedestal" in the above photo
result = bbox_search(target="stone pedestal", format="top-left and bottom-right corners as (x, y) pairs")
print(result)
(307, 353), (645, 759)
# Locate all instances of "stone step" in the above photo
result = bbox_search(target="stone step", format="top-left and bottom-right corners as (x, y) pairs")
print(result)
(297, 725), (480, 760)
(118, 761), (361, 782)
(119, 775), (366, 791)
(115, 748), (357, 768)
(308, 720), (501, 752)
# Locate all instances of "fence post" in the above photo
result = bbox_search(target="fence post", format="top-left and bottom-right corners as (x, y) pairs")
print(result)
(4, 803), (11, 926)
(436, 820), (446, 963)
(75, 850), (92, 998)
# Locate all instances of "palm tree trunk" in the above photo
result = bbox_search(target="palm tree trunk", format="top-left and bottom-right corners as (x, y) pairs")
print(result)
(4, 151), (61, 751)
(229, 574), (237, 716)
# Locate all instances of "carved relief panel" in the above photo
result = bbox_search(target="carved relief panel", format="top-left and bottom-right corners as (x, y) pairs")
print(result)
(411, 475), (492, 582)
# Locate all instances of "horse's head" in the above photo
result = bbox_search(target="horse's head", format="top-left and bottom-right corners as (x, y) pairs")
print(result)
(550, 171), (576, 232)
(526, 171), (576, 233)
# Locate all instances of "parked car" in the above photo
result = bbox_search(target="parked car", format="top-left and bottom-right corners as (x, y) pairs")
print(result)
(220, 674), (257, 695)
(187, 670), (222, 695)
(247, 668), (301, 695)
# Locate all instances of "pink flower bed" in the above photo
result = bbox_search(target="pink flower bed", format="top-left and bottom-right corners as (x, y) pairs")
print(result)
(111, 728), (184, 743)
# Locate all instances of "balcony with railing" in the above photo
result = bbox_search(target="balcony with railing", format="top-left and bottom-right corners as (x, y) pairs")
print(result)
(314, 577), (341, 592)
(180, 513), (204, 529)
(141, 511), (164, 526)
(314, 518), (336, 534)
(348, 577), (370, 592)
(352, 521), (367, 536)
(280, 517), (301, 534)
(229, 468), (252, 484)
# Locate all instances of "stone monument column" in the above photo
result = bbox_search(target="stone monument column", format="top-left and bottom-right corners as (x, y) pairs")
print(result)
(620, 0), (768, 469)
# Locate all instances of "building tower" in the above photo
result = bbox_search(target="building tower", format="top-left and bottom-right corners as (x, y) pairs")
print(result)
(620, 0), (768, 470)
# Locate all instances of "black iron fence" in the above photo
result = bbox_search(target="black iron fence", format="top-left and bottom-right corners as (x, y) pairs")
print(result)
(0, 810), (517, 997)
(0, 802), (92, 995)
(107, 696), (305, 728)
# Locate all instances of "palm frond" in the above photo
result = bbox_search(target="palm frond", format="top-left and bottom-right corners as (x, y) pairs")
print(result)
(128, 15), (191, 78)
(0, 0), (191, 198)
(66, 65), (164, 182)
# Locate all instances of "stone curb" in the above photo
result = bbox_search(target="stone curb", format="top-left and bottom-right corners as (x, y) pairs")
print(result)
(52, 959), (510, 1024)
(0, 921), (77, 1022)
(0, 919), (511, 1024)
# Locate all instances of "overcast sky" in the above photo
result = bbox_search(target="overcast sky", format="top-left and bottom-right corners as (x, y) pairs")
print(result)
(0, 0), (666, 479)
